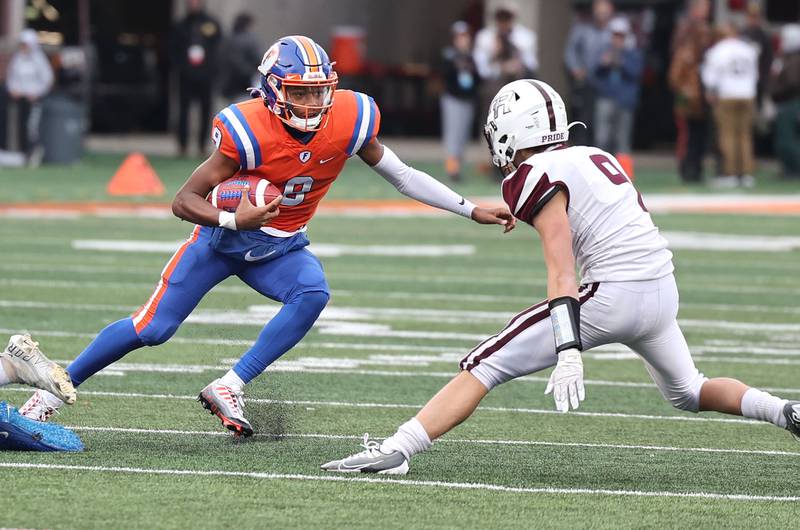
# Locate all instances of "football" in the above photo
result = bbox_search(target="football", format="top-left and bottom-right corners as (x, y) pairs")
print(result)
(208, 175), (281, 212)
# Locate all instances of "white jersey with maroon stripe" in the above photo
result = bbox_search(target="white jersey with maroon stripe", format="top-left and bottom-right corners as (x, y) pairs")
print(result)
(501, 145), (673, 283)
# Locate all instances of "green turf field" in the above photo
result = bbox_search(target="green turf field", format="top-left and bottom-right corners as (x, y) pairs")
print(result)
(1, 156), (800, 529)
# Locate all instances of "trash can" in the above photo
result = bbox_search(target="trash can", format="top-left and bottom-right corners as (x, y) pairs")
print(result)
(40, 93), (86, 164)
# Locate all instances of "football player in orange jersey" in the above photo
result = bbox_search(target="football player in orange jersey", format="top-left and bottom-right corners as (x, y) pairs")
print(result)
(20, 35), (515, 437)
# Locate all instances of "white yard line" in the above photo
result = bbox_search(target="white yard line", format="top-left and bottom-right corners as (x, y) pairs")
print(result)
(0, 463), (796, 502)
(0, 387), (769, 425)
(66, 426), (800, 458)
(5, 274), (800, 297)
(72, 240), (476, 258)
(20, 358), (794, 395)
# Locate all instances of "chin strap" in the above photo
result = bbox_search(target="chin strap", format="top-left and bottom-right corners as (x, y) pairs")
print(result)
(567, 121), (587, 131)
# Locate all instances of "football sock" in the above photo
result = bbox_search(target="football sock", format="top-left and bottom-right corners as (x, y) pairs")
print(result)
(381, 417), (432, 460)
(741, 388), (787, 428)
(0, 358), (13, 385)
(36, 389), (64, 409)
(67, 318), (145, 386)
(219, 370), (245, 390)
(232, 291), (328, 383)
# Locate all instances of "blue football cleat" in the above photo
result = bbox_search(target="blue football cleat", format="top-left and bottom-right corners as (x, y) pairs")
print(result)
(0, 401), (83, 452)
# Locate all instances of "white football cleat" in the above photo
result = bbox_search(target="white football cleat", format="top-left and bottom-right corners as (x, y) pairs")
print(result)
(197, 379), (253, 437)
(19, 389), (62, 422)
(321, 434), (409, 475)
(2, 334), (76, 404)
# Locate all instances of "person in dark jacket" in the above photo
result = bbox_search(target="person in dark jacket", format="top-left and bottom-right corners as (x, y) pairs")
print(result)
(170, 0), (222, 157)
(771, 24), (800, 179)
(220, 13), (261, 103)
(440, 21), (479, 182)
(592, 17), (643, 156)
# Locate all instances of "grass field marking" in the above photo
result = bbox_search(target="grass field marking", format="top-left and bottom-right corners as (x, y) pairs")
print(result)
(72, 239), (476, 257)
(33, 357), (800, 395)
(1, 462), (797, 502)
(69, 233), (800, 254)
(65, 426), (800, 458)
(0, 387), (768, 425)
(6, 274), (800, 297)
(661, 231), (800, 252)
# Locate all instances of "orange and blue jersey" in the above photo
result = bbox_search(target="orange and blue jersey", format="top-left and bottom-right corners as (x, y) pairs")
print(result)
(211, 89), (381, 233)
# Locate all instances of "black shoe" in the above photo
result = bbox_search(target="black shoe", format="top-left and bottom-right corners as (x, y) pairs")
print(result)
(783, 401), (800, 440)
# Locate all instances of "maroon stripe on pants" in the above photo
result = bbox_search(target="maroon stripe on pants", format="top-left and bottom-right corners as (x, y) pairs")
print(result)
(462, 282), (600, 371)
(463, 298), (550, 363)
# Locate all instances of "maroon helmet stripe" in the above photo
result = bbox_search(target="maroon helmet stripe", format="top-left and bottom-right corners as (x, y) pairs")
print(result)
(527, 80), (556, 132)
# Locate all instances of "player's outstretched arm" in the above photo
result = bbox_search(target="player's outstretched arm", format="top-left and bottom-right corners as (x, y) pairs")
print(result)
(358, 138), (515, 233)
(171, 151), (281, 231)
(532, 192), (585, 412)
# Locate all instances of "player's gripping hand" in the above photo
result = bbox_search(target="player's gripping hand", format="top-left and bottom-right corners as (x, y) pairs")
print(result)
(471, 206), (516, 233)
(235, 187), (283, 230)
(544, 348), (585, 412)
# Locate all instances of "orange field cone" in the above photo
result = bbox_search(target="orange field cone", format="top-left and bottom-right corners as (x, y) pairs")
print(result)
(107, 152), (165, 196)
(616, 153), (635, 182)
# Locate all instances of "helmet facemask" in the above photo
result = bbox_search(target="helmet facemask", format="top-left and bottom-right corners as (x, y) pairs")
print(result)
(264, 72), (338, 131)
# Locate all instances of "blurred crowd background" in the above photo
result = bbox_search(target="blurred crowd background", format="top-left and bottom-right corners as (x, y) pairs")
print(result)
(0, 0), (799, 188)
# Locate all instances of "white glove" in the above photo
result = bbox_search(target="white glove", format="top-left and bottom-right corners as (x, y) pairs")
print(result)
(544, 348), (585, 412)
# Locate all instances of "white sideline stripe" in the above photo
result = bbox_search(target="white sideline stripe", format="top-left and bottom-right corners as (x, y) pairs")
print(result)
(66, 427), (800, 458)
(0, 388), (767, 425)
(1, 463), (795, 502)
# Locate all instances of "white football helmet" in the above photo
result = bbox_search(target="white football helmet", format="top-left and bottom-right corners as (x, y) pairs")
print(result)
(483, 79), (582, 169)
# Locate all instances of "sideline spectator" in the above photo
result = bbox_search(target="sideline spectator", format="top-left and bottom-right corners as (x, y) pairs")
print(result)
(592, 17), (643, 158)
(564, 0), (614, 145)
(702, 23), (759, 188)
(440, 21), (479, 183)
(770, 24), (800, 180)
(220, 13), (261, 104)
(669, 2), (711, 184)
(741, 2), (773, 110)
(474, 3), (537, 179)
(170, 0), (222, 157)
(6, 29), (53, 166)
(672, 0), (711, 52)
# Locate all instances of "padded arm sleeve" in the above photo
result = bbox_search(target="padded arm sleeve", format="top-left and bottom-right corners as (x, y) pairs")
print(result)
(371, 145), (476, 218)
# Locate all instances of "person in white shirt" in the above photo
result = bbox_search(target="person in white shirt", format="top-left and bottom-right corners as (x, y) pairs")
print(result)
(473, 3), (537, 179)
(5, 29), (53, 165)
(321, 79), (800, 475)
(701, 23), (759, 187)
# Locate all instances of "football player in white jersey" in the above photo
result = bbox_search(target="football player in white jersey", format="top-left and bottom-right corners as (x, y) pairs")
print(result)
(321, 79), (800, 475)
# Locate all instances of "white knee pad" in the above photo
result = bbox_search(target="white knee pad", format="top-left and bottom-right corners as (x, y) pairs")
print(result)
(664, 371), (708, 412)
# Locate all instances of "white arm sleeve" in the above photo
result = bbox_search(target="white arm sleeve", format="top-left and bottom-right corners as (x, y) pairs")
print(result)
(371, 145), (476, 218)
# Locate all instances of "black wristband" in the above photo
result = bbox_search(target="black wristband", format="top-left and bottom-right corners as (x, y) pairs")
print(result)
(548, 296), (583, 353)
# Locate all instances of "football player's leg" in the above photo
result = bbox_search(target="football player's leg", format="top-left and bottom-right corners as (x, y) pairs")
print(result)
(198, 249), (328, 436)
(227, 248), (329, 385)
(626, 275), (795, 435)
(22, 228), (235, 419)
(323, 286), (608, 474)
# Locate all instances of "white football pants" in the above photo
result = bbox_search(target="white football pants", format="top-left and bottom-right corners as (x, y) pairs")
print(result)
(460, 274), (708, 412)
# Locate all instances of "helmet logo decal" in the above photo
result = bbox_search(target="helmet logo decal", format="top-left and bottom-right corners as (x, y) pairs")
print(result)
(261, 44), (279, 72)
(299, 150), (312, 163)
(491, 92), (513, 120)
